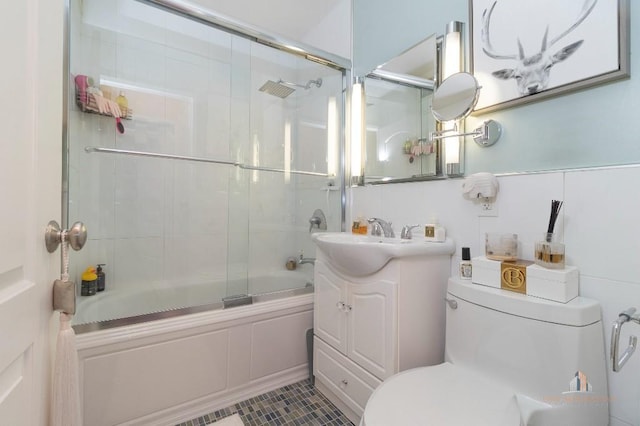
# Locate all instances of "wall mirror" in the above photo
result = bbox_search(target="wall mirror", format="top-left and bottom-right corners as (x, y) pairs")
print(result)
(361, 35), (444, 184)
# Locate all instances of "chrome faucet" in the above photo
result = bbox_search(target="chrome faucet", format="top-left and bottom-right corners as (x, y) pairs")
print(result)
(400, 224), (420, 239)
(367, 218), (395, 238)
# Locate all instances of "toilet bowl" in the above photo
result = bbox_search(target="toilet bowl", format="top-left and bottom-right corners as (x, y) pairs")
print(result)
(361, 279), (609, 426)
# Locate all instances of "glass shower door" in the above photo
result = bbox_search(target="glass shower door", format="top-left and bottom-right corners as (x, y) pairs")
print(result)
(66, 0), (344, 326)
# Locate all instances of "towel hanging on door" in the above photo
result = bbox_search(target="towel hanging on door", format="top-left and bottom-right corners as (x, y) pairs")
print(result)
(51, 233), (82, 426)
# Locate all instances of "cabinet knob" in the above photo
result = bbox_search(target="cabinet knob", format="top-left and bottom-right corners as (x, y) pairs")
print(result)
(336, 302), (352, 313)
(341, 379), (348, 386)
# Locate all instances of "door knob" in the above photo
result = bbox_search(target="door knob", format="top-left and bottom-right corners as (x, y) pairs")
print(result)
(45, 220), (87, 253)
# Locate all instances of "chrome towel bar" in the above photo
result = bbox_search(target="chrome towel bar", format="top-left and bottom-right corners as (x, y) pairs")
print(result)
(611, 307), (640, 372)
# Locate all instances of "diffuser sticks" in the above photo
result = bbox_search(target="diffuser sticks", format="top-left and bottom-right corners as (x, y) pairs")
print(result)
(546, 200), (563, 242)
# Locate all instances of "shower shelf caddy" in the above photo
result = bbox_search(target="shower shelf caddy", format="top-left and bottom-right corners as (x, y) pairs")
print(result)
(75, 88), (133, 120)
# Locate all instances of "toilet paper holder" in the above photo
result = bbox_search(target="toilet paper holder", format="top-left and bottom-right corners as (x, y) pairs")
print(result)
(611, 307), (640, 372)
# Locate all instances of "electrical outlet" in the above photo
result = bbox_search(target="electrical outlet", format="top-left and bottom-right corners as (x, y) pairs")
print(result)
(478, 200), (498, 217)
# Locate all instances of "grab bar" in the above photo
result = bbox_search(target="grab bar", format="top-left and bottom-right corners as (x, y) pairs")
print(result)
(611, 307), (640, 372)
(85, 146), (332, 177)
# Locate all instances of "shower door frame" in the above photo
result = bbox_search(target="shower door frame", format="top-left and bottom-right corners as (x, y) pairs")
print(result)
(61, 0), (351, 233)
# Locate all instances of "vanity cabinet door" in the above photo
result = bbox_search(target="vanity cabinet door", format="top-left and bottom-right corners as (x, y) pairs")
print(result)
(347, 280), (397, 380)
(314, 261), (348, 355)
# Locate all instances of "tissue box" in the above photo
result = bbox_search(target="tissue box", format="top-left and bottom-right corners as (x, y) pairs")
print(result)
(471, 256), (501, 288)
(526, 264), (579, 303)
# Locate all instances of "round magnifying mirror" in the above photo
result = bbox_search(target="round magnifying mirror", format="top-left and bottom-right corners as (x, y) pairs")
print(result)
(431, 72), (480, 122)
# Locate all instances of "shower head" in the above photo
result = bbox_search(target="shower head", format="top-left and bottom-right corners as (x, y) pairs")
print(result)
(259, 80), (296, 98)
(259, 77), (323, 98)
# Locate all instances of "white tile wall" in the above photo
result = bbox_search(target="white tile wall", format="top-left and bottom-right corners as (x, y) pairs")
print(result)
(349, 164), (640, 425)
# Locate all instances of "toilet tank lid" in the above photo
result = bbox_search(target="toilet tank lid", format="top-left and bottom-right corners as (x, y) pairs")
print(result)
(447, 279), (601, 327)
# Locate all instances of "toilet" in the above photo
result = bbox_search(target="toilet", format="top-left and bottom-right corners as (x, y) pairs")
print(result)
(361, 278), (609, 425)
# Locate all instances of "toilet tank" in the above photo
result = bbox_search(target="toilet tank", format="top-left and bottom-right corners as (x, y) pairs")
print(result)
(445, 279), (608, 415)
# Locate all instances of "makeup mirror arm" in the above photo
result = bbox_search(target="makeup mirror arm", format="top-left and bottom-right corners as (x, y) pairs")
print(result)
(429, 119), (502, 147)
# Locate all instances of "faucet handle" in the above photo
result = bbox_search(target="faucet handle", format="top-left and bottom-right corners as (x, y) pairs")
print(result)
(400, 224), (420, 239)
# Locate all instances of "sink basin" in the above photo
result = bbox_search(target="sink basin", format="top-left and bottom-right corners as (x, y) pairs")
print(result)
(311, 232), (455, 276)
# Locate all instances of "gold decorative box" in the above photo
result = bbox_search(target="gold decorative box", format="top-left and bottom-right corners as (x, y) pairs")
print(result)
(500, 260), (534, 294)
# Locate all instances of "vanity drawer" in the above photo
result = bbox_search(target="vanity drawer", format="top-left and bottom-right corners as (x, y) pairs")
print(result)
(314, 337), (381, 415)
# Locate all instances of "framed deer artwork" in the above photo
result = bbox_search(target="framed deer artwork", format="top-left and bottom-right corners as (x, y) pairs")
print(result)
(470, 0), (629, 113)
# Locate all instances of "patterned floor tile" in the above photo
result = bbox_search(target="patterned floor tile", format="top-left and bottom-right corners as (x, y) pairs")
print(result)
(180, 379), (354, 426)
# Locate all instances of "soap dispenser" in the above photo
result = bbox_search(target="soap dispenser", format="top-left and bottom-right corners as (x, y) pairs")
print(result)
(96, 264), (106, 292)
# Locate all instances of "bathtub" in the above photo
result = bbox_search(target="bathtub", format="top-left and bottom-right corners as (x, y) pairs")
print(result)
(73, 273), (314, 426)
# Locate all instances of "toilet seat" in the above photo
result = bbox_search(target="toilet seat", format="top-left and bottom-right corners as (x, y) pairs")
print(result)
(361, 362), (523, 426)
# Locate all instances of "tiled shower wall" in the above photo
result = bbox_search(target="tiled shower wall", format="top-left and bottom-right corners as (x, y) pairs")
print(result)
(66, 0), (342, 301)
(350, 165), (640, 426)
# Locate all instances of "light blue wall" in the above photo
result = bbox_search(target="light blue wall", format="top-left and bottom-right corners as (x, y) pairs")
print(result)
(354, 0), (639, 174)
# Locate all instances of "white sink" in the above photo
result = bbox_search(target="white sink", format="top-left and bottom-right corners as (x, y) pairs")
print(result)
(311, 232), (455, 277)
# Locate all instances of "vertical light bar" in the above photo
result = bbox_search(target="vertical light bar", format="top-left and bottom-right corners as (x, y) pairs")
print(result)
(443, 21), (464, 176)
(284, 121), (291, 183)
(327, 97), (338, 183)
(350, 80), (364, 185)
(443, 23), (462, 79)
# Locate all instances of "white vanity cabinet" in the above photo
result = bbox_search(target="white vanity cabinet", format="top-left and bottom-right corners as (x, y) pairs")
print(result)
(314, 260), (397, 380)
(312, 243), (453, 424)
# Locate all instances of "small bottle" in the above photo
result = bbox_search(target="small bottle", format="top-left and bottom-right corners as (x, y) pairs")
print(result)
(352, 215), (368, 235)
(357, 216), (368, 235)
(425, 217), (446, 242)
(116, 91), (128, 116)
(81, 267), (98, 296)
(460, 247), (472, 280)
(96, 264), (106, 292)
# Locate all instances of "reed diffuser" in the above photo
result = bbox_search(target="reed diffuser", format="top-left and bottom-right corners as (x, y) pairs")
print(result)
(535, 200), (565, 269)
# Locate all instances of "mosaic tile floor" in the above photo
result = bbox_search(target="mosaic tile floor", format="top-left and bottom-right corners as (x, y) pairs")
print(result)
(177, 379), (354, 426)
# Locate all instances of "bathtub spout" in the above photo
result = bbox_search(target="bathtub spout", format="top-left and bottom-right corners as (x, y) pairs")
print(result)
(298, 254), (315, 266)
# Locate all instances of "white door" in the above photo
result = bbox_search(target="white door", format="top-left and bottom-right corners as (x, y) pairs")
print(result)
(348, 280), (397, 380)
(0, 1), (64, 425)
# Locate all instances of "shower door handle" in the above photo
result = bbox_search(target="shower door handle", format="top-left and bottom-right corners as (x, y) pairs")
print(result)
(45, 220), (87, 253)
